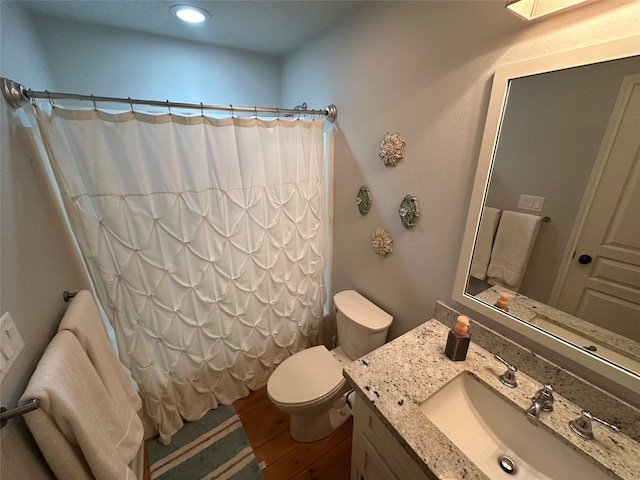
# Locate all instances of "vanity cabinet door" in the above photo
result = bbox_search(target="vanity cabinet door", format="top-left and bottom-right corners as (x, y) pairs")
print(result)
(351, 393), (430, 480)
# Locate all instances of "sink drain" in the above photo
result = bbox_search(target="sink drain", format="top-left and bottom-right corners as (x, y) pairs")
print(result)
(498, 455), (517, 475)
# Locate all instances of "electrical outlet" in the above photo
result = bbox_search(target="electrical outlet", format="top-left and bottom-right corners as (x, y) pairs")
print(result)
(518, 194), (545, 213)
(1, 312), (25, 383)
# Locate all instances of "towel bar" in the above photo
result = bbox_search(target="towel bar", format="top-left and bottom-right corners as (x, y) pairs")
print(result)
(2, 291), (77, 427)
(0, 399), (39, 428)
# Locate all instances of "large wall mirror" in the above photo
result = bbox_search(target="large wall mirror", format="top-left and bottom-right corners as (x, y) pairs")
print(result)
(453, 35), (640, 400)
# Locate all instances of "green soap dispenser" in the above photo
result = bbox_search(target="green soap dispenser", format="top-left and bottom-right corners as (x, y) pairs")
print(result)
(445, 315), (471, 361)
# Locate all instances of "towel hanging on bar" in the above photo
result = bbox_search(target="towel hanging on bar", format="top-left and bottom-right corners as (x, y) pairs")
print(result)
(487, 211), (543, 291)
(2, 290), (141, 428)
(20, 331), (143, 480)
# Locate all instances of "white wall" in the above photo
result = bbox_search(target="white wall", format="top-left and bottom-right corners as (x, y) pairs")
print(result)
(0, 7), (283, 480)
(282, 0), (640, 341)
(0, 3), (85, 479)
(30, 13), (283, 107)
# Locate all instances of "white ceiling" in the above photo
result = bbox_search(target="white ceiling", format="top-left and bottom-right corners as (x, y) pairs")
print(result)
(19, 0), (363, 56)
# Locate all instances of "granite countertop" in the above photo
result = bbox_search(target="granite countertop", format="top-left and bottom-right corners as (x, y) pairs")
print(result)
(474, 286), (640, 363)
(343, 319), (640, 480)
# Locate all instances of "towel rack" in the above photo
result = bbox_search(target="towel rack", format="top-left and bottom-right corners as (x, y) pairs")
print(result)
(0, 399), (39, 428)
(1, 290), (78, 427)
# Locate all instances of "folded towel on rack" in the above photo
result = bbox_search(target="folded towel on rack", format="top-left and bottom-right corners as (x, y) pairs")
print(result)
(487, 210), (542, 291)
(470, 207), (502, 280)
(58, 290), (141, 413)
(20, 331), (143, 480)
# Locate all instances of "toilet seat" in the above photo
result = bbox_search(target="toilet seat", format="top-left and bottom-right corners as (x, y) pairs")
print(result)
(268, 345), (345, 408)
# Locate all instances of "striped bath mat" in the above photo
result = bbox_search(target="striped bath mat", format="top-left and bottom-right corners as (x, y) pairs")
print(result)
(148, 405), (263, 480)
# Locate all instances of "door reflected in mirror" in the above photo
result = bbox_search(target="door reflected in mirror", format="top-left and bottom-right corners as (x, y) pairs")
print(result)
(453, 37), (640, 397)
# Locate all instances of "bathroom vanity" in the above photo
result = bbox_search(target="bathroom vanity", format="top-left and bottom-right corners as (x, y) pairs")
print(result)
(344, 318), (640, 480)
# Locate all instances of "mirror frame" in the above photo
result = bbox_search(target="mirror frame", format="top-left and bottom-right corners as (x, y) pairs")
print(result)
(453, 35), (640, 399)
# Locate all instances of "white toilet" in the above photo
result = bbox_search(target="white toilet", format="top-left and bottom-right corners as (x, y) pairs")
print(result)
(267, 290), (393, 442)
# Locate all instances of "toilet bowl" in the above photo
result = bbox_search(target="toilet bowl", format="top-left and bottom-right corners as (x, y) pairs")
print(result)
(267, 290), (392, 442)
(267, 345), (351, 442)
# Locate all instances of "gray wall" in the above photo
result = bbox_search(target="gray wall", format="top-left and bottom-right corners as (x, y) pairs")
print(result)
(1, 1), (639, 478)
(282, 0), (639, 340)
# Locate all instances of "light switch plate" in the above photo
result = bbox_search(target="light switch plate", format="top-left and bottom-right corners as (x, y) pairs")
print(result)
(518, 194), (545, 213)
(1, 312), (25, 383)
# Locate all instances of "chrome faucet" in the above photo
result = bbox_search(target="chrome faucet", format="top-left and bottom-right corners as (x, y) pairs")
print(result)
(569, 410), (620, 440)
(526, 384), (554, 419)
(494, 355), (517, 388)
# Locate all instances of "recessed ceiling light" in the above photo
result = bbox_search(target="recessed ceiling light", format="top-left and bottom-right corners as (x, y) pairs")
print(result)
(170, 5), (210, 24)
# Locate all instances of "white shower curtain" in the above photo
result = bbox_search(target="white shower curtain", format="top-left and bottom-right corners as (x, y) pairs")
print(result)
(33, 105), (328, 443)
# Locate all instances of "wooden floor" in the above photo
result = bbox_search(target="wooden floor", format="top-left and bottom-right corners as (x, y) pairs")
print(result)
(234, 387), (353, 480)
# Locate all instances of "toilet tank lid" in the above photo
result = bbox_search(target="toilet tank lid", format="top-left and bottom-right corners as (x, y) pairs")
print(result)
(333, 290), (393, 331)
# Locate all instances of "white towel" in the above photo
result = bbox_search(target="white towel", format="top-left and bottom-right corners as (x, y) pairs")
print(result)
(487, 211), (542, 290)
(20, 331), (143, 480)
(58, 290), (141, 413)
(470, 207), (502, 280)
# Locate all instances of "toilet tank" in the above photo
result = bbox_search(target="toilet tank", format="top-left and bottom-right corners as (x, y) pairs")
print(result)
(334, 290), (393, 360)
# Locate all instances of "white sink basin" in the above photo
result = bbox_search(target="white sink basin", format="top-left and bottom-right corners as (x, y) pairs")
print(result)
(419, 372), (613, 479)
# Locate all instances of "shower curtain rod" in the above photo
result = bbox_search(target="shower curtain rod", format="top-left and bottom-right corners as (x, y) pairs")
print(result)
(0, 77), (337, 123)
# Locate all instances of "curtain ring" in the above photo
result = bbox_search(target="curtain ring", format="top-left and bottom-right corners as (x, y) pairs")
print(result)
(91, 94), (97, 111)
(45, 90), (54, 107)
(200, 102), (204, 117)
(128, 97), (134, 113)
(166, 100), (171, 115)
(276, 108), (280, 119)
(229, 104), (234, 117)
(254, 106), (258, 119)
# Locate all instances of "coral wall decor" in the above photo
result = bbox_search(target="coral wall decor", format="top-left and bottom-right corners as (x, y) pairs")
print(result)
(379, 132), (405, 167)
(399, 193), (420, 228)
(371, 227), (393, 256)
(356, 185), (372, 215)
